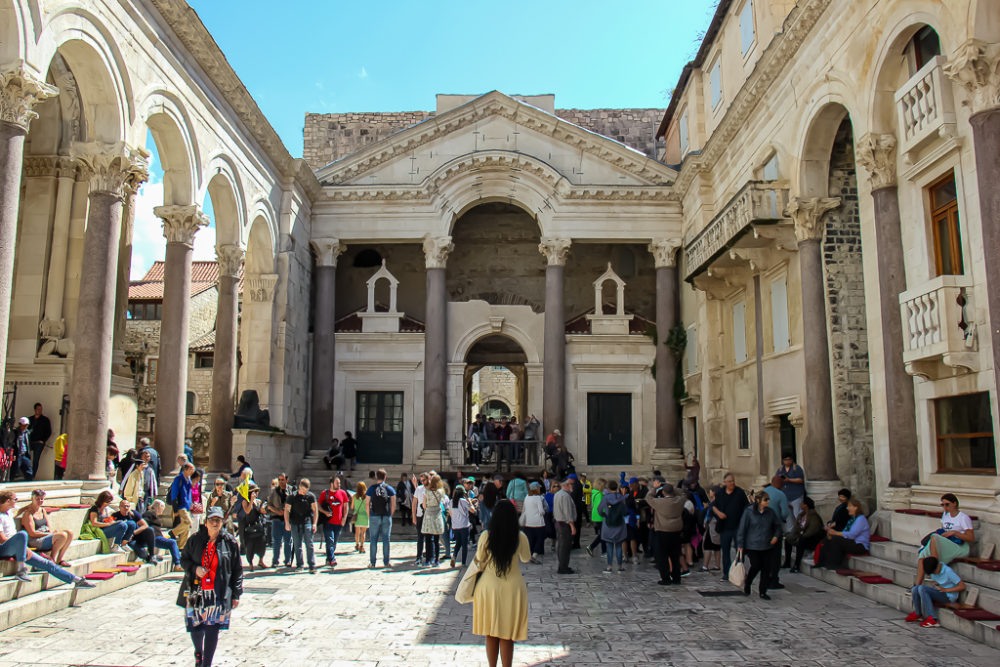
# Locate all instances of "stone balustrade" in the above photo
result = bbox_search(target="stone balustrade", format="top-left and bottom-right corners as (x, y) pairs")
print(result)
(683, 180), (789, 280)
(899, 274), (977, 379)
(895, 55), (957, 157)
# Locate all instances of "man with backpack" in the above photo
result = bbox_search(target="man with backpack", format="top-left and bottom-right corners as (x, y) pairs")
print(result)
(365, 468), (396, 569)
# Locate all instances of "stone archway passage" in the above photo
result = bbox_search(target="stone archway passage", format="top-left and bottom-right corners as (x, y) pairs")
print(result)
(463, 334), (530, 466)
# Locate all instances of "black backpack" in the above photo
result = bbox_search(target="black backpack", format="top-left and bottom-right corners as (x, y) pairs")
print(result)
(604, 499), (626, 527)
(370, 482), (391, 516)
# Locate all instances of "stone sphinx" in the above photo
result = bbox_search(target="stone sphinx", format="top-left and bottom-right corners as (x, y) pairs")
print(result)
(233, 390), (276, 430)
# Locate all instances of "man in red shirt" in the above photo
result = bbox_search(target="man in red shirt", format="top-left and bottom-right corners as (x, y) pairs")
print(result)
(318, 476), (351, 567)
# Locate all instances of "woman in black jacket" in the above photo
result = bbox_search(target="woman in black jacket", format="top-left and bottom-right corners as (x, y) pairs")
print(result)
(178, 506), (243, 667)
(736, 491), (783, 599)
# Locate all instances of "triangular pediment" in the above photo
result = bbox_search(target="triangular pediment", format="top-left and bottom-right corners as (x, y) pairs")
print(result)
(315, 91), (677, 189)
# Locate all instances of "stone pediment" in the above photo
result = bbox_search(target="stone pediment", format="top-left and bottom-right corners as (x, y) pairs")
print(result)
(315, 91), (677, 191)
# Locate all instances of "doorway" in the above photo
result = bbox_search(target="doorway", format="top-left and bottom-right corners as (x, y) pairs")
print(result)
(587, 393), (632, 466)
(356, 391), (404, 464)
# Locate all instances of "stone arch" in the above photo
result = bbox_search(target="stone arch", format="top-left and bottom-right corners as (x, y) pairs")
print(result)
(36, 7), (135, 142)
(201, 156), (245, 247)
(967, 0), (1000, 43)
(245, 215), (275, 275)
(429, 151), (564, 235)
(796, 99), (858, 198)
(0, 1), (29, 64)
(248, 198), (278, 249)
(140, 90), (199, 206)
(453, 326), (540, 365)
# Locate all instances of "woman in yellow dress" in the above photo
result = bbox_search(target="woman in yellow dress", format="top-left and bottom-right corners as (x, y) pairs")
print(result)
(472, 499), (531, 667)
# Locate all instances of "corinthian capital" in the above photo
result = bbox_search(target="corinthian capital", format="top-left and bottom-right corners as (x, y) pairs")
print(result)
(538, 237), (572, 266)
(0, 63), (58, 130)
(310, 238), (346, 268)
(71, 141), (150, 198)
(944, 39), (1000, 115)
(216, 244), (245, 278)
(785, 197), (840, 243)
(155, 204), (209, 245)
(648, 238), (682, 268)
(423, 235), (454, 269)
(855, 133), (897, 190)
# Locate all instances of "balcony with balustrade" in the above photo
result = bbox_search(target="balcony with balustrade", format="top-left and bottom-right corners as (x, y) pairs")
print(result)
(898, 275), (978, 380)
(895, 55), (957, 160)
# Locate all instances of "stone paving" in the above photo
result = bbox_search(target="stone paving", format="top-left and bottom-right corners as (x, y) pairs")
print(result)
(0, 533), (999, 667)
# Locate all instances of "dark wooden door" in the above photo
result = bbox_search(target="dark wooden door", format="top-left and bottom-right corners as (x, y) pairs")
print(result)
(356, 391), (404, 464)
(587, 393), (632, 466)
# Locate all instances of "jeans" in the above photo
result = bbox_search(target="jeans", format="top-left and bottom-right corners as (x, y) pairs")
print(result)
(911, 584), (951, 620)
(155, 535), (181, 564)
(589, 522), (606, 554)
(422, 533), (440, 563)
(479, 506), (492, 532)
(322, 523), (343, 563)
(793, 534), (822, 568)
(369, 514), (392, 566)
(0, 531), (28, 560)
(270, 519), (292, 566)
(720, 529), (738, 576)
(102, 520), (130, 546)
(18, 454), (33, 481)
(290, 522), (315, 569)
(605, 540), (624, 566)
(654, 530), (682, 583)
(453, 527), (470, 565)
(26, 551), (76, 584)
(30, 441), (45, 475)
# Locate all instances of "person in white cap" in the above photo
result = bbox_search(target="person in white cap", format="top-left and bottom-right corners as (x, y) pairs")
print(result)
(15, 417), (34, 480)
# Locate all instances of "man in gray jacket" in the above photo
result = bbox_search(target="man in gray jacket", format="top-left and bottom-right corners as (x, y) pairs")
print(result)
(646, 480), (686, 586)
(553, 478), (577, 574)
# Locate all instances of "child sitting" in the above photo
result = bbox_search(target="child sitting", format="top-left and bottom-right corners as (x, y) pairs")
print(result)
(907, 556), (965, 628)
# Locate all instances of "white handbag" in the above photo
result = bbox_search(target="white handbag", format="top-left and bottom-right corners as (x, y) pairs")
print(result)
(455, 557), (484, 604)
(728, 558), (747, 588)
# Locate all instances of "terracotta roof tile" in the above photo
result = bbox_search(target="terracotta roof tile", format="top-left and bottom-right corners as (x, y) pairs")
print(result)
(189, 330), (216, 352)
(130, 261), (244, 300)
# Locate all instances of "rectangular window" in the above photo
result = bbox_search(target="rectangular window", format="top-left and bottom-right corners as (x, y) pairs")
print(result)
(195, 353), (214, 369)
(739, 0), (756, 55)
(679, 109), (689, 156)
(733, 300), (748, 363)
(684, 324), (698, 374)
(770, 277), (790, 352)
(146, 358), (158, 385)
(928, 171), (964, 276)
(710, 59), (722, 109)
(935, 392), (996, 473)
(738, 417), (750, 450)
(761, 154), (779, 181)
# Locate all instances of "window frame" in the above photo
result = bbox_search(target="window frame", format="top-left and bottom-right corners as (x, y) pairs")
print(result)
(146, 357), (159, 385)
(934, 392), (996, 474)
(678, 108), (689, 156)
(927, 171), (964, 277)
(709, 58), (723, 110)
(737, 414), (752, 453)
(732, 299), (748, 364)
(738, 0), (756, 56)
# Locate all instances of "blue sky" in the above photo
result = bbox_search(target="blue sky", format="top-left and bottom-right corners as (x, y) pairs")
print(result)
(132, 0), (719, 278)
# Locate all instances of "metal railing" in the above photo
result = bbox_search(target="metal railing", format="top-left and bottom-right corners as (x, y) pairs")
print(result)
(440, 439), (543, 474)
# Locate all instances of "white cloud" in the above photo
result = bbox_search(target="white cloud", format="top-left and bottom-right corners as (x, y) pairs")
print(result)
(358, 66), (368, 79)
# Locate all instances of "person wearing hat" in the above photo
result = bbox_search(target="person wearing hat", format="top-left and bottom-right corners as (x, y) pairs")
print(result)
(14, 417), (33, 480)
(553, 477), (577, 574)
(178, 504), (243, 667)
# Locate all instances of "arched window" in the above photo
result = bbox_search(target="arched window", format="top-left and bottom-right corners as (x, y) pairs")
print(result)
(905, 25), (941, 76)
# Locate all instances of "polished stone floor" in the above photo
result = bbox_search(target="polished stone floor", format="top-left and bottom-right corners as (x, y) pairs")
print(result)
(0, 535), (998, 666)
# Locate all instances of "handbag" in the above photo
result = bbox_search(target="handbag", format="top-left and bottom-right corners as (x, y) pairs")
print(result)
(455, 557), (484, 604)
(728, 557), (747, 588)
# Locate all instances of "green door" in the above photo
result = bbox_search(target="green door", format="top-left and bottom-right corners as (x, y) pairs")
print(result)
(587, 393), (632, 466)
(356, 391), (404, 464)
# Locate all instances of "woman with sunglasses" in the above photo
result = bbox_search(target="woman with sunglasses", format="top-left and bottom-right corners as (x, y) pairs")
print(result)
(0, 491), (94, 588)
(915, 493), (975, 584)
(17, 489), (74, 566)
(735, 491), (783, 599)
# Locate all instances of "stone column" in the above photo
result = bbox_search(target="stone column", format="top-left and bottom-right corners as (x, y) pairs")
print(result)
(787, 197), (841, 481)
(422, 236), (453, 454)
(856, 133), (919, 487)
(946, 41), (1000, 417)
(0, 66), (57, 385)
(111, 186), (138, 378)
(153, 204), (209, 471)
(539, 238), (571, 438)
(648, 239), (685, 471)
(208, 244), (244, 473)
(309, 238), (345, 452)
(36, 157), (78, 356)
(67, 142), (149, 479)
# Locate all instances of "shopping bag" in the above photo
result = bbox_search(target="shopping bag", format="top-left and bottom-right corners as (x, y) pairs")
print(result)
(454, 557), (483, 604)
(728, 559), (747, 588)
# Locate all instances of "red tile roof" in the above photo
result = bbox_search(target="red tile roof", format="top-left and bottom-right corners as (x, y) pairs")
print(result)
(129, 261), (243, 300)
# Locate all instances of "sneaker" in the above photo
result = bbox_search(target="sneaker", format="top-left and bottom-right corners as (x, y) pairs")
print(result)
(74, 578), (96, 589)
(308, 568), (316, 574)
(618, 565), (626, 572)
(367, 562), (375, 569)
(330, 559), (338, 567)
(585, 546), (594, 557)
(904, 612), (921, 623)
(700, 566), (710, 572)
(603, 566), (613, 574)
(15, 569), (31, 583)
(920, 617), (940, 628)
(431, 560), (440, 567)
(529, 556), (541, 564)
(680, 570), (691, 577)
(789, 567), (800, 574)
(632, 557), (640, 565)
(111, 545), (126, 553)
(450, 559), (456, 568)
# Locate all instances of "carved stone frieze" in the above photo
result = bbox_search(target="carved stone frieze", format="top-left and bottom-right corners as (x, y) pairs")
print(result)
(155, 204), (209, 245)
(216, 244), (245, 278)
(786, 197), (841, 243)
(0, 63), (58, 130)
(855, 133), (898, 190)
(71, 142), (150, 198)
(943, 39), (1000, 115)
(310, 238), (346, 268)
(245, 274), (278, 302)
(422, 236), (454, 269)
(648, 238), (682, 268)
(539, 237), (572, 266)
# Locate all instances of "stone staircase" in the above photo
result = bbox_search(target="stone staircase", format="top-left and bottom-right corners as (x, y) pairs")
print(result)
(0, 482), (174, 631)
(801, 509), (1000, 649)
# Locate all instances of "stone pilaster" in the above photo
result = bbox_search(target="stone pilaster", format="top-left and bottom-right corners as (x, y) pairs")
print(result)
(945, 41), (1000, 417)
(856, 133), (918, 487)
(208, 244), (244, 472)
(647, 239), (684, 463)
(153, 204), (209, 470)
(0, 65), (58, 387)
(309, 238), (345, 452)
(539, 237), (571, 439)
(422, 236), (453, 457)
(66, 142), (149, 479)
(38, 157), (78, 357)
(786, 196), (840, 481)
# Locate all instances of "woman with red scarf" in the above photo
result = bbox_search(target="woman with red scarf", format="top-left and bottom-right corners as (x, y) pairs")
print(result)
(177, 506), (243, 667)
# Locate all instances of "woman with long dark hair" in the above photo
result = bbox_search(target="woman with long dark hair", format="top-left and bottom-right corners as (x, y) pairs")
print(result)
(473, 499), (531, 667)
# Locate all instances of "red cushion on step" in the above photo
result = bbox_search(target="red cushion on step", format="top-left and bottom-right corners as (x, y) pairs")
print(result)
(857, 575), (893, 584)
(84, 572), (116, 580)
(869, 535), (890, 542)
(975, 561), (1000, 571)
(62, 504), (91, 509)
(895, 508), (927, 515)
(953, 608), (1000, 621)
(835, 568), (856, 576)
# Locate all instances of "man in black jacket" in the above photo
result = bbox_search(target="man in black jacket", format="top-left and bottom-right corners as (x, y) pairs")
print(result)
(27, 403), (52, 476)
(712, 473), (750, 579)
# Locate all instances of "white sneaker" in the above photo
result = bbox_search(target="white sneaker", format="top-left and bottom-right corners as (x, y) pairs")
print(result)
(111, 545), (126, 553)
(632, 557), (640, 565)
(15, 568), (30, 583)
(603, 566), (612, 573)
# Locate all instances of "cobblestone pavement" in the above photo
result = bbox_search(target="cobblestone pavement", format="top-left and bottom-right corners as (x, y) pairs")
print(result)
(1, 534), (999, 667)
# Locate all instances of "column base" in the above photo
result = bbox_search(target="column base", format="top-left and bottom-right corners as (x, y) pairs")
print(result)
(648, 448), (686, 482)
(415, 449), (451, 472)
(878, 486), (913, 512)
(805, 479), (844, 522)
